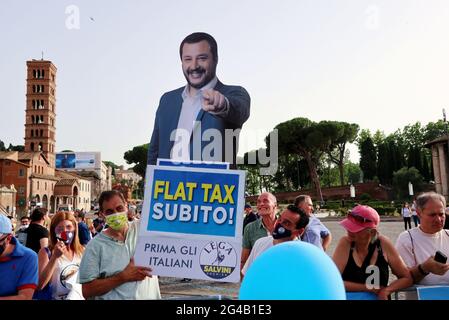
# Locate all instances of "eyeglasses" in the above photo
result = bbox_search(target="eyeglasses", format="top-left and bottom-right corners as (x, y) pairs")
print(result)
(348, 212), (372, 224)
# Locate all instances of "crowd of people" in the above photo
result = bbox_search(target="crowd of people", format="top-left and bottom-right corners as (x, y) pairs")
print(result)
(0, 189), (153, 300)
(2, 29), (449, 300)
(1, 190), (449, 300)
(240, 191), (449, 300)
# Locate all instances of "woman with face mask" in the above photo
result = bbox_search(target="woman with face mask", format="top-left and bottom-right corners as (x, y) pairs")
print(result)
(332, 205), (412, 300)
(37, 212), (84, 300)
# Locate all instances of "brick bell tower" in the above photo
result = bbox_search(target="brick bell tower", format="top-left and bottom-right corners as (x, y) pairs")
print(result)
(24, 59), (57, 167)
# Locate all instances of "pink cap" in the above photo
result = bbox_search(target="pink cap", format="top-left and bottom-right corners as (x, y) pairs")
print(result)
(339, 205), (380, 233)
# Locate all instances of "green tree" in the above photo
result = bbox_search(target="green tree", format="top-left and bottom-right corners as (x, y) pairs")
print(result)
(345, 162), (362, 184)
(239, 150), (263, 195)
(123, 144), (149, 178)
(271, 118), (334, 202)
(424, 120), (447, 143)
(407, 146), (422, 173)
(372, 130), (386, 148)
(422, 152), (431, 182)
(7, 144), (24, 152)
(393, 167), (424, 199)
(324, 121), (359, 186)
(359, 136), (377, 181)
(103, 161), (120, 169)
(103, 161), (119, 176)
(377, 142), (391, 184)
(0, 140), (5, 151)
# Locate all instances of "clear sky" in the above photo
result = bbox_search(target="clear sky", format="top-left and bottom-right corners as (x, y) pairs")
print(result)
(1, 0), (449, 167)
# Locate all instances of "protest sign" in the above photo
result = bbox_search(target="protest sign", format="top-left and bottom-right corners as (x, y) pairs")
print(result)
(134, 164), (245, 283)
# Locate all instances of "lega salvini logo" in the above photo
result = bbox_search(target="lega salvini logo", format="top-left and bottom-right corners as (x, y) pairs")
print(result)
(199, 241), (237, 279)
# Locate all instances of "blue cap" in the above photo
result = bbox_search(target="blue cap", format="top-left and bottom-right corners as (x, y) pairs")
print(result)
(0, 214), (12, 235)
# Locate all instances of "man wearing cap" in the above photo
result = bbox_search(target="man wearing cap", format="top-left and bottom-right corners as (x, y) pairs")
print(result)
(241, 192), (278, 269)
(396, 192), (449, 286)
(0, 214), (39, 300)
(333, 205), (412, 299)
(295, 195), (332, 251)
(241, 205), (309, 279)
(243, 204), (258, 234)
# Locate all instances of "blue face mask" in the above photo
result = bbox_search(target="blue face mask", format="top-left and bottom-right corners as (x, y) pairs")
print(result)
(272, 223), (292, 240)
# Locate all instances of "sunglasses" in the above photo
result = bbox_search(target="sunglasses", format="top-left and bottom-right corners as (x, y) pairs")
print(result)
(348, 212), (373, 224)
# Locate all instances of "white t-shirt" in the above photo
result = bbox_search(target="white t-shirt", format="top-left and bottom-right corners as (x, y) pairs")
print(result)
(51, 252), (82, 300)
(242, 236), (274, 275)
(171, 77), (218, 161)
(402, 207), (411, 218)
(395, 227), (449, 285)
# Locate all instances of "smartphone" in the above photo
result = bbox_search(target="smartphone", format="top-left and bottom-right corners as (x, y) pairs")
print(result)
(435, 251), (448, 264)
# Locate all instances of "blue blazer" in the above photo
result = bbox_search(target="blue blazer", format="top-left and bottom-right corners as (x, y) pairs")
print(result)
(147, 81), (250, 165)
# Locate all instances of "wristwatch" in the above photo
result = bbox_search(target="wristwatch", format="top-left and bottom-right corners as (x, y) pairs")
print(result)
(418, 264), (429, 276)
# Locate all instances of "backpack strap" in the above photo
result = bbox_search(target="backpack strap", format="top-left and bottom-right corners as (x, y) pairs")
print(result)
(407, 230), (417, 265)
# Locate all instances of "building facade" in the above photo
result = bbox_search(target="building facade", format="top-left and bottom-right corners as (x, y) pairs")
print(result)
(0, 185), (17, 217)
(0, 59), (95, 216)
(426, 135), (449, 198)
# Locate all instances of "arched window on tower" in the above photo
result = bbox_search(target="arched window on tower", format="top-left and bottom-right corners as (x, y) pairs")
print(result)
(31, 130), (34, 137)
(31, 115), (35, 123)
(31, 143), (35, 151)
(42, 70), (45, 78)
(40, 115), (44, 123)
(40, 129), (43, 137)
(38, 142), (43, 151)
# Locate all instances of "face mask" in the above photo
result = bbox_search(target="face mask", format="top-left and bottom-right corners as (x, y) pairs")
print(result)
(56, 231), (74, 245)
(272, 223), (292, 240)
(105, 212), (128, 230)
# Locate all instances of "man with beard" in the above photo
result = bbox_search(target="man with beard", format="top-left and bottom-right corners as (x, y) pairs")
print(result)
(241, 205), (309, 279)
(147, 32), (250, 166)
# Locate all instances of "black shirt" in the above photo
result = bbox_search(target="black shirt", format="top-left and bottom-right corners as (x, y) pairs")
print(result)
(243, 212), (258, 234)
(342, 239), (389, 288)
(25, 223), (49, 253)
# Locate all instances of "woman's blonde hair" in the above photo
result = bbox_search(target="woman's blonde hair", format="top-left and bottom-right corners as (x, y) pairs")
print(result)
(49, 211), (84, 256)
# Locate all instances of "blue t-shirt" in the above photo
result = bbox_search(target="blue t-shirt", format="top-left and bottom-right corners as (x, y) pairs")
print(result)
(301, 216), (330, 250)
(78, 222), (91, 245)
(0, 237), (38, 297)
